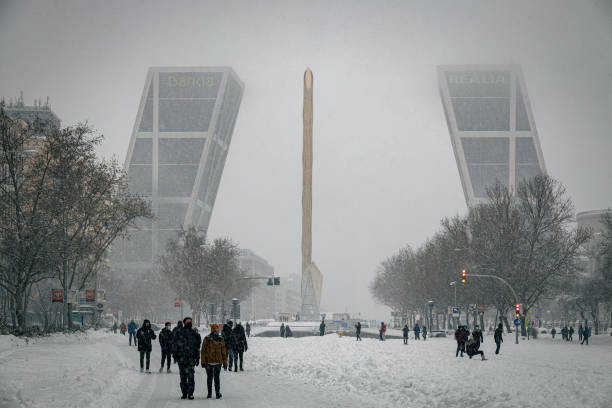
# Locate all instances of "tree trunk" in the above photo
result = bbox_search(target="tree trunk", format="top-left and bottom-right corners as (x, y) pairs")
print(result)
(15, 288), (26, 330)
(502, 315), (512, 333)
(479, 313), (485, 331)
(67, 303), (73, 329)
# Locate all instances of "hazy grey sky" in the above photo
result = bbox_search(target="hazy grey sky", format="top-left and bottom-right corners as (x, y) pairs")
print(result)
(1, 0), (611, 320)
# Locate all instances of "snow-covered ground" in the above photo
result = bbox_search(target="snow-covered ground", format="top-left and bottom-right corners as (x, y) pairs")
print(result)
(1, 329), (611, 407)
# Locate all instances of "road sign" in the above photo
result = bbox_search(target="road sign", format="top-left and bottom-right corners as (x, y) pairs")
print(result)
(52, 289), (63, 302)
(514, 318), (520, 326)
(452, 307), (460, 318)
(96, 303), (104, 311)
(174, 297), (181, 307)
(85, 289), (95, 302)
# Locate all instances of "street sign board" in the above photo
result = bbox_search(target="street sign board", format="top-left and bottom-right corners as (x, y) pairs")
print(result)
(514, 318), (520, 326)
(69, 290), (77, 304)
(174, 297), (181, 307)
(52, 289), (63, 302)
(85, 289), (95, 301)
(452, 307), (460, 318)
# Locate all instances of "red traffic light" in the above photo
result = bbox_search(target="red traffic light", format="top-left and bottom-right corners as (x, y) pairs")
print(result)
(515, 304), (520, 311)
(461, 269), (467, 283)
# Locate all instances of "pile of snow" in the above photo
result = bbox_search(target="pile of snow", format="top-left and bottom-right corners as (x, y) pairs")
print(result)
(247, 334), (612, 408)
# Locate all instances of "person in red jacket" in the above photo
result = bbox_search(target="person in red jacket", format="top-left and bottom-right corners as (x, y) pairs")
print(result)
(379, 322), (387, 341)
(455, 325), (468, 357)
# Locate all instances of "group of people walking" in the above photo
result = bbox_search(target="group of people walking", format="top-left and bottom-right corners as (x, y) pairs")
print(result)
(124, 317), (248, 400)
(454, 323), (490, 360)
(279, 322), (294, 337)
(402, 323), (428, 343)
(551, 324), (591, 345)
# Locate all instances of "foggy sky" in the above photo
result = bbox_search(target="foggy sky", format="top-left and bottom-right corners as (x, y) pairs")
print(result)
(1, 0), (611, 321)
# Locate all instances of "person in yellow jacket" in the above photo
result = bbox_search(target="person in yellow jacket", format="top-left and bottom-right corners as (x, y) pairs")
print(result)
(201, 324), (227, 399)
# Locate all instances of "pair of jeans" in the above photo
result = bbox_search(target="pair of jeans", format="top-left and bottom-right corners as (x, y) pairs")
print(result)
(139, 351), (150, 369)
(356, 332), (361, 341)
(227, 349), (235, 370)
(232, 350), (243, 370)
(495, 341), (501, 354)
(456, 341), (465, 356)
(205, 364), (221, 396)
(178, 362), (195, 396)
(403, 336), (408, 344)
(129, 332), (137, 346)
(161, 349), (171, 369)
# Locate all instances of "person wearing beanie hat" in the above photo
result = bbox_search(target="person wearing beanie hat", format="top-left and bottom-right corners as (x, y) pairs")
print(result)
(202, 322), (227, 399)
(172, 317), (201, 400)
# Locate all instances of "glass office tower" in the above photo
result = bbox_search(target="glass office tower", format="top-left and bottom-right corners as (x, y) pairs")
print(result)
(438, 65), (546, 207)
(113, 67), (244, 273)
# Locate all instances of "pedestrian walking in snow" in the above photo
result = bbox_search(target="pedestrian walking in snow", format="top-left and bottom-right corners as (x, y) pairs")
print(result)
(120, 322), (127, 335)
(171, 320), (183, 364)
(231, 322), (248, 371)
(402, 324), (409, 344)
(201, 324), (227, 399)
(551, 327), (556, 339)
(112, 322), (118, 334)
(472, 325), (483, 347)
(128, 319), (138, 346)
(355, 321), (362, 341)
(422, 325), (428, 340)
(380, 322), (387, 341)
(413, 323), (421, 340)
(280, 322), (286, 338)
(172, 317), (201, 400)
(466, 335), (487, 360)
(561, 326), (568, 341)
(578, 324), (584, 342)
(136, 319), (157, 373)
(455, 325), (467, 357)
(222, 321), (236, 371)
(319, 320), (325, 336)
(245, 322), (251, 338)
(494, 323), (503, 354)
(581, 326), (590, 345)
(159, 322), (173, 373)
(569, 326), (574, 341)
(285, 325), (293, 337)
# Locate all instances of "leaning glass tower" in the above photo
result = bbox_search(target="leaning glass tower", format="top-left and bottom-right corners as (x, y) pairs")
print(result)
(112, 67), (244, 272)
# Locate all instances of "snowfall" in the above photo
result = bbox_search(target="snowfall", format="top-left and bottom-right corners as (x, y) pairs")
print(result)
(1, 327), (611, 408)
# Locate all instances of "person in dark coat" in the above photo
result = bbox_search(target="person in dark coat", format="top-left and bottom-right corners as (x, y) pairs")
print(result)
(171, 320), (183, 364)
(136, 319), (157, 372)
(472, 325), (483, 347)
(402, 324), (409, 345)
(285, 325), (293, 337)
(128, 319), (138, 346)
(222, 321), (236, 371)
(319, 320), (325, 336)
(413, 323), (421, 340)
(466, 335), (487, 360)
(159, 322), (173, 373)
(422, 325), (428, 340)
(280, 322), (286, 338)
(581, 325), (590, 345)
(245, 322), (251, 338)
(201, 324), (227, 399)
(578, 324), (584, 342)
(551, 327), (556, 339)
(569, 326), (574, 341)
(355, 321), (362, 341)
(231, 322), (248, 371)
(172, 317), (201, 400)
(455, 325), (468, 357)
(494, 323), (504, 354)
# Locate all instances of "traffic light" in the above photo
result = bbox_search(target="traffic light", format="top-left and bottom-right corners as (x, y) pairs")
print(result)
(267, 277), (281, 286)
(515, 303), (520, 318)
(274, 277), (280, 286)
(461, 269), (467, 284)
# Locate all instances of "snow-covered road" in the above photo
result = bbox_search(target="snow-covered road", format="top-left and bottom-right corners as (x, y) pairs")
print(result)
(1, 329), (611, 408)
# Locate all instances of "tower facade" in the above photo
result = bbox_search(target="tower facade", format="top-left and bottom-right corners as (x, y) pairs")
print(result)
(112, 67), (244, 273)
(438, 65), (546, 207)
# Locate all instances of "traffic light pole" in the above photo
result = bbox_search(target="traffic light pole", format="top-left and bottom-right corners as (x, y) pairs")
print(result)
(464, 273), (520, 344)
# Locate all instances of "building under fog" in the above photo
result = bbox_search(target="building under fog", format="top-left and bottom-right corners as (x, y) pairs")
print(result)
(112, 67), (244, 274)
(438, 65), (546, 207)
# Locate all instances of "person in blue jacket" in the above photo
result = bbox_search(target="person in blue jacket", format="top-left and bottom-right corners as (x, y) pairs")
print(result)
(128, 319), (138, 346)
(413, 323), (421, 340)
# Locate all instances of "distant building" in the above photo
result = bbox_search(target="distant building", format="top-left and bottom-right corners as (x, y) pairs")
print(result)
(438, 65), (546, 207)
(2, 94), (61, 136)
(112, 67), (244, 277)
(577, 209), (611, 278)
(238, 249), (275, 320)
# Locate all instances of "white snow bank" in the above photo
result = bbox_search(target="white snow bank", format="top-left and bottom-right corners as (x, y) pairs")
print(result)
(247, 334), (612, 408)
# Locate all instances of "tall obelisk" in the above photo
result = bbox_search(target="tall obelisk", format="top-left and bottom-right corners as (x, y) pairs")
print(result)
(301, 68), (322, 320)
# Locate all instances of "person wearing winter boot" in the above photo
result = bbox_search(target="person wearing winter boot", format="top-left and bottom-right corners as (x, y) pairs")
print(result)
(578, 324), (584, 342)
(413, 323), (421, 340)
(466, 334), (487, 360)
(202, 324), (227, 399)
(222, 321), (236, 371)
(172, 317), (201, 400)
(472, 325), (483, 347)
(159, 322), (173, 373)
(355, 321), (362, 341)
(231, 322), (248, 371)
(455, 325), (467, 357)
(245, 322), (251, 338)
(569, 326), (574, 341)
(402, 324), (409, 345)
(494, 323), (504, 354)
(422, 325), (428, 340)
(319, 320), (325, 336)
(136, 319), (157, 373)
(551, 327), (556, 339)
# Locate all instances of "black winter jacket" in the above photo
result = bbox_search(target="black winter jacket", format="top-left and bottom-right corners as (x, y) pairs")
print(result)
(159, 328), (172, 350)
(222, 325), (235, 350)
(232, 324), (248, 352)
(172, 326), (201, 364)
(136, 324), (157, 352)
(494, 327), (503, 343)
